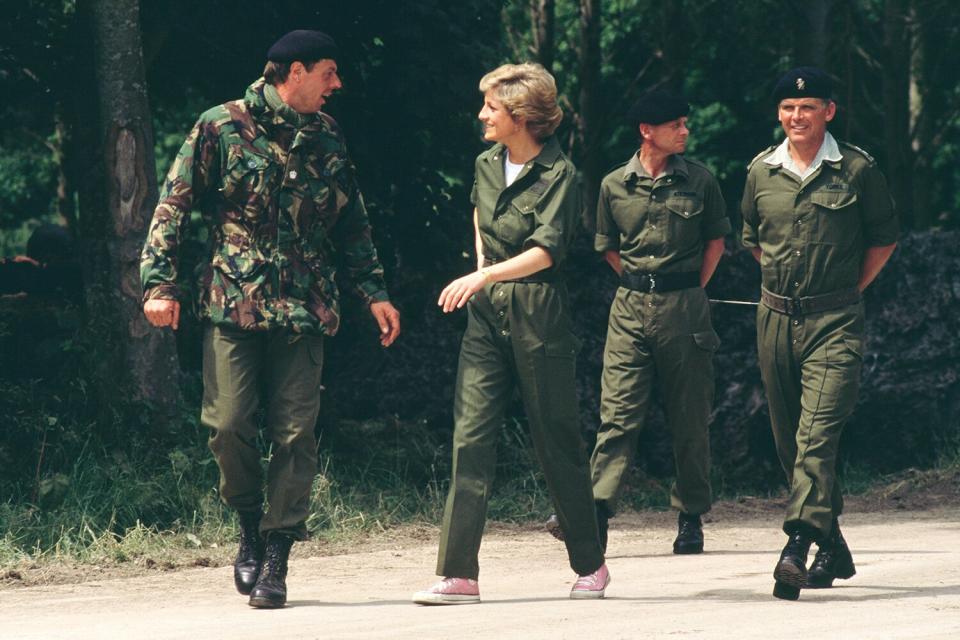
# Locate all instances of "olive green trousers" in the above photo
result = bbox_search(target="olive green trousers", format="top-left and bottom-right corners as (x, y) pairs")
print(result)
(757, 303), (864, 540)
(591, 287), (718, 517)
(436, 282), (605, 579)
(202, 324), (324, 540)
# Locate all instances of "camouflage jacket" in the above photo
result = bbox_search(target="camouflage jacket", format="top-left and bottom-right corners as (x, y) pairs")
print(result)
(140, 78), (389, 336)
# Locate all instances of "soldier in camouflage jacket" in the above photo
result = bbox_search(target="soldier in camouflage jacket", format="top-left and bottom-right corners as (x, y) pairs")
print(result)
(140, 30), (400, 609)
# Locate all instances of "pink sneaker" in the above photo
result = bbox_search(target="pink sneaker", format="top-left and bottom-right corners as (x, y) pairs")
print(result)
(570, 563), (611, 599)
(412, 577), (481, 605)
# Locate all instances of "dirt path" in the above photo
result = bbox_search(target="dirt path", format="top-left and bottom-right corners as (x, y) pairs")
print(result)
(3, 508), (960, 640)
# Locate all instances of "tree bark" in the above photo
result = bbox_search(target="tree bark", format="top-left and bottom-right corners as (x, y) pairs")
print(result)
(882, 0), (913, 229)
(530, 0), (556, 72)
(577, 0), (602, 231)
(794, 0), (834, 67)
(76, 0), (180, 412)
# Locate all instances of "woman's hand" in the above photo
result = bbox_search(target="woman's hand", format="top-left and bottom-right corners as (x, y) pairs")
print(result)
(438, 270), (488, 313)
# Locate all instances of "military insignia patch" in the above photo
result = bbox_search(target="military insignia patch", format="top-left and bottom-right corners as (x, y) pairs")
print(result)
(796, 77), (806, 90)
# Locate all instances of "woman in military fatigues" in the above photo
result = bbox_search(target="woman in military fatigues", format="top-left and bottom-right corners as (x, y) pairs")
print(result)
(413, 63), (609, 605)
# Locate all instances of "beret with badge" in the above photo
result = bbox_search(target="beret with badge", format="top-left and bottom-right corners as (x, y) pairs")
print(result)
(772, 66), (833, 103)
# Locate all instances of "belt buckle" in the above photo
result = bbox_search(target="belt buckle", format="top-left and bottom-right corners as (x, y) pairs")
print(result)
(648, 273), (657, 293)
(788, 297), (802, 316)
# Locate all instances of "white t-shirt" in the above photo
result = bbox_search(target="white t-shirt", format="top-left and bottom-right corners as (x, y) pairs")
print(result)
(504, 153), (525, 186)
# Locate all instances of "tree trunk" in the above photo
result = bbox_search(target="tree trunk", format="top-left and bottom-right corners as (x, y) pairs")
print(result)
(794, 0), (834, 67)
(882, 0), (913, 229)
(577, 0), (602, 231)
(530, 0), (556, 72)
(76, 0), (180, 412)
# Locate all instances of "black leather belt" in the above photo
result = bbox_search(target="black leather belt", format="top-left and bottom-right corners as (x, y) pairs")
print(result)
(482, 258), (558, 283)
(760, 286), (860, 316)
(620, 270), (699, 293)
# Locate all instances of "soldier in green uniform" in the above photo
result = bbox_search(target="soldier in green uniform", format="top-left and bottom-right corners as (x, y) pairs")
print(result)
(140, 30), (400, 609)
(412, 63), (608, 605)
(548, 90), (730, 554)
(741, 67), (898, 600)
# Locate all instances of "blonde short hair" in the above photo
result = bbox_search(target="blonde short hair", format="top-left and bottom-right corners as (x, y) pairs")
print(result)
(479, 63), (563, 142)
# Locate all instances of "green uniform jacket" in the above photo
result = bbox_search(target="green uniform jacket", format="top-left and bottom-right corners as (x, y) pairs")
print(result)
(741, 142), (899, 297)
(471, 136), (580, 269)
(596, 153), (730, 272)
(140, 78), (388, 336)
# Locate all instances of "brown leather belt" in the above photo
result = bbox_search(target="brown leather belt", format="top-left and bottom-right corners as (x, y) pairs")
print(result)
(760, 286), (860, 316)
(620, 270), (700, 293)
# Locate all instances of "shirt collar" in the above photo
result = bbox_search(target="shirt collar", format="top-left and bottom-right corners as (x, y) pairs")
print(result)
(488, 136), (563, 168)
(764, 131), (841, 178)
(622, 152), (688, 181)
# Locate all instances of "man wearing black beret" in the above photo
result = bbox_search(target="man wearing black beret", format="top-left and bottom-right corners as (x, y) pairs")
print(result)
(741, 67), (898, 600)
(547, 89), (730, 555)
(140, 29), (401, 608)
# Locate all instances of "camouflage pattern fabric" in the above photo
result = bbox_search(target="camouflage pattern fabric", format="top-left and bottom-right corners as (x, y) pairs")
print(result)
(140, 78), (388, 336)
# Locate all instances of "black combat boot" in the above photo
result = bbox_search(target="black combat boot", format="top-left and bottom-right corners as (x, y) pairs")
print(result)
(806, 519), (856, 588)
(248, 533), (295, 609)
(233, 510), (264, 595)
(673, 512), (704, 555)
(773, 530), (814, 600)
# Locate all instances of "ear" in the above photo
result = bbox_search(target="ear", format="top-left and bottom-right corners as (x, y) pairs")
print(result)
(290, 61), (305, 80)
(825, 100), (837, 122)
(638, 124), (651, 140)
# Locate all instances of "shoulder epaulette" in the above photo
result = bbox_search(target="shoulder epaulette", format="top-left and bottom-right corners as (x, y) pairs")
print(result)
(837, 140), (876, 165)
(746, 144), (777, 172)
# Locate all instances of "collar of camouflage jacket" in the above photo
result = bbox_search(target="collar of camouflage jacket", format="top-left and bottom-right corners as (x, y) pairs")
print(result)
(246, 77), (316, 131)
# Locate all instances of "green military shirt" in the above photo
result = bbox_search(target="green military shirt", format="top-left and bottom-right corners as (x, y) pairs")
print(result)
(741, 140), (899, 298)
(470, 136), (580, 269)
(140, 78), (388, 336)
(595, 154), (730, 274)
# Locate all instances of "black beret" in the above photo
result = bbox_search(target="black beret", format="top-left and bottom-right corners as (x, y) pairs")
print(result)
(627, 90), (690, 129)
(267, 30), (338, 63)
(772, 67), (833, 103)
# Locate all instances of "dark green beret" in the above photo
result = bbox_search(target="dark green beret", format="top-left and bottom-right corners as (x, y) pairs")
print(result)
(267, 30), (338, 63)
(627, 90), (690, 129)
(772, 67), (833, 103)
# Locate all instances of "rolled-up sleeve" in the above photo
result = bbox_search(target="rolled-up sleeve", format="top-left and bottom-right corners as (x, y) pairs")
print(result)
(521, 167), (582, 266)
(594, 182), (619, 253)
(740, 170), (760, 249)
(701, 176), (731, 240)
(858, 165), (899, 247)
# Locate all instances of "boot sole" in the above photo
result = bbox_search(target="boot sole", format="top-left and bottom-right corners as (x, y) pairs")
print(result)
(248, 596), (286, 609)
(806, 566), (856, 588)
(773, 560), (806, 601)
(673, 543), (704, 555)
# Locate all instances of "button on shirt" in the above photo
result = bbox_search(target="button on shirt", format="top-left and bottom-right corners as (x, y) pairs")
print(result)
(595, 153), (730, 274)
(741, 138), (899, 298)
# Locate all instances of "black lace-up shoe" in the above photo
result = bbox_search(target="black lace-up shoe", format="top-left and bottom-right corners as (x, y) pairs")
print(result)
(233, 510), (264, 595)
(773, 530), (813, 600)
(248, 533), (295, 608)
(806, 519), (856, 588)
(673, 512), (704, 554)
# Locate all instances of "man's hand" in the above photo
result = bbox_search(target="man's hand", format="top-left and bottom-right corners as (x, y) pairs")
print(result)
(370, 300), (401, 347)
(144, 299), (181, 330)
(438, 270), (487, 313)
